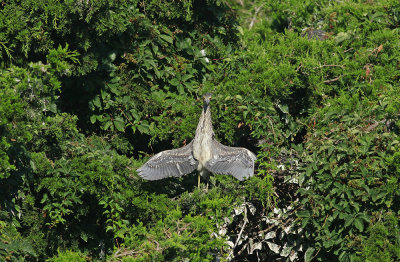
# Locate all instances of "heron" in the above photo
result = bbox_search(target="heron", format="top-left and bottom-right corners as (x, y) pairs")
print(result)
(137, 93), (257, 188)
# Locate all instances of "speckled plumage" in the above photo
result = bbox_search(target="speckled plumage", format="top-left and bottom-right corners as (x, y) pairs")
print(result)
(137, 93), (257, 186)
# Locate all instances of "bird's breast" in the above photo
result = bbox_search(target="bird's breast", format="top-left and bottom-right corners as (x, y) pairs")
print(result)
(193, 132), (212, 171)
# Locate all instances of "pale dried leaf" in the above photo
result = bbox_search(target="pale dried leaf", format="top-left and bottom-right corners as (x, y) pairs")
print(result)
(267, 241), (281, 254)
(264, 231), (276, 240)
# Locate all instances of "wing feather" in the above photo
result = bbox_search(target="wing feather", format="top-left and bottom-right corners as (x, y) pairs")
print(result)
(137, 140), (198, 180)
(205, 140), (256, 181)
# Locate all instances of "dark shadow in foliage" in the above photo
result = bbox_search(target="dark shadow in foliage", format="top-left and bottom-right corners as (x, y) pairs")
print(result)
(59, 60), (115, 133)
(127, 132), (188, 160)
(59, 76), (99, 131)
(0, 143), (32, 214)
(74, 194), (114, 258)
(0, 144), (39, 259)
(140, 174), (198, 198)
(236, 129), (260, 154)
(271, 16), (289, 33)
(39, 193), (115, 259)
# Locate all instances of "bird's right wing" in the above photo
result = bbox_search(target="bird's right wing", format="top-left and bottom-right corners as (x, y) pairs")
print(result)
(205, 140), (257, 181)
(137, 140), (198, 180)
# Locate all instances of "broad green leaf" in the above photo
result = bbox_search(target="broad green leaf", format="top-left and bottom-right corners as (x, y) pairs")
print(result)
(104, 120), (112, 130)
(160, 34), (173, 44)
(137, 124), (150, 134)
(113, 119), (125, 132)
(90, 115), (97, 124)
(305, 247), (315, 262)
(181, 74), (193, 82)
(92, 96), (101, 108)
(177, 84), (184, 94)
(297, 210), (310, 218)
(81, 232), (88, 242)
(344, 217), (354, 228)
(354, 218), (364, 232)
(169, 78), (180, 86)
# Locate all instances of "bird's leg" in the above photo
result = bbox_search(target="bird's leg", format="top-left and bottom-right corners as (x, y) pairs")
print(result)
(198, 173), (201, 189)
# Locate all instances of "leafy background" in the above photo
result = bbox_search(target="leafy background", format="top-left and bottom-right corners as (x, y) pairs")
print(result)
(1, 0), (400, 261)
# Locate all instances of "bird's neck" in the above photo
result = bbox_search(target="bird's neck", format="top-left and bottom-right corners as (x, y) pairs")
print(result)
(195, 103), (213, 139)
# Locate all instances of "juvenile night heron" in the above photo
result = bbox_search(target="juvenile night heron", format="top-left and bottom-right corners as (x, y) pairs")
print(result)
(137, 93), (257, 187)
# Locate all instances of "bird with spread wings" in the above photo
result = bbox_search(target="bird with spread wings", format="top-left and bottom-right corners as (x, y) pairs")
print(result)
(137, 93), (257, 187)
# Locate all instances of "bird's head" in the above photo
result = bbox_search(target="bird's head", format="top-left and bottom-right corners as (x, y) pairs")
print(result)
(203, 93), (212, 106)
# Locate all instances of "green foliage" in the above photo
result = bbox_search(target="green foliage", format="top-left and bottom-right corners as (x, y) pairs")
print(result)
(115, 188), (233, 261)
(0, 0), (238, 148)
(0, 213), (37, 261)
(245, 174), (275, 209)
(222, 0), (400, 260)
(0, 62), (61, 180)
(2, 0), (400, 261)
(47, 249), (87, 262)
(356, 212), (400, 262)
(0, 1), (262, 261)
(297, 89), (400, 260)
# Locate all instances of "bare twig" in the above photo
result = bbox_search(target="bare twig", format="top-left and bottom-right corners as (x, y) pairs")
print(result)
(222, 0), (233, 9)
(296, 63), (303, 72)
(257, 217), (295, 236)
(236, 242), (249, 256)
(152, 239), (162, 251)
(373, 44), (383, 57)
(311, 248), (322, 261)
(257, 205), (303, 236)
(344, 48), (354, 53)
(139, 1), (146, 14)
(163, 228), (172, 239)
(273, 191), (279, 198)
(267, 115), (276, 140)
(366, 122), (379, 132)
(321, 214), (329, 228)
(227, 207), (248, 260)
(113, 248), (140, 258)
(313, 64), (344, 69)
(249, 4), (264, 30)
(323, 76), (341, 83)
(234, 219), (248, 249)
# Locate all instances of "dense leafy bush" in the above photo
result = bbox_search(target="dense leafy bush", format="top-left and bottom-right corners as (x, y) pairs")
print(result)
(1, 1), (266, 261)
(225, 0), (400, 261)
(298, 89), (400, 260)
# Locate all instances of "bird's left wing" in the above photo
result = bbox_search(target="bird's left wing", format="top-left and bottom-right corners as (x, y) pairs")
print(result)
(137, 140), (198, 180)
(205, 140), (257, 181)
